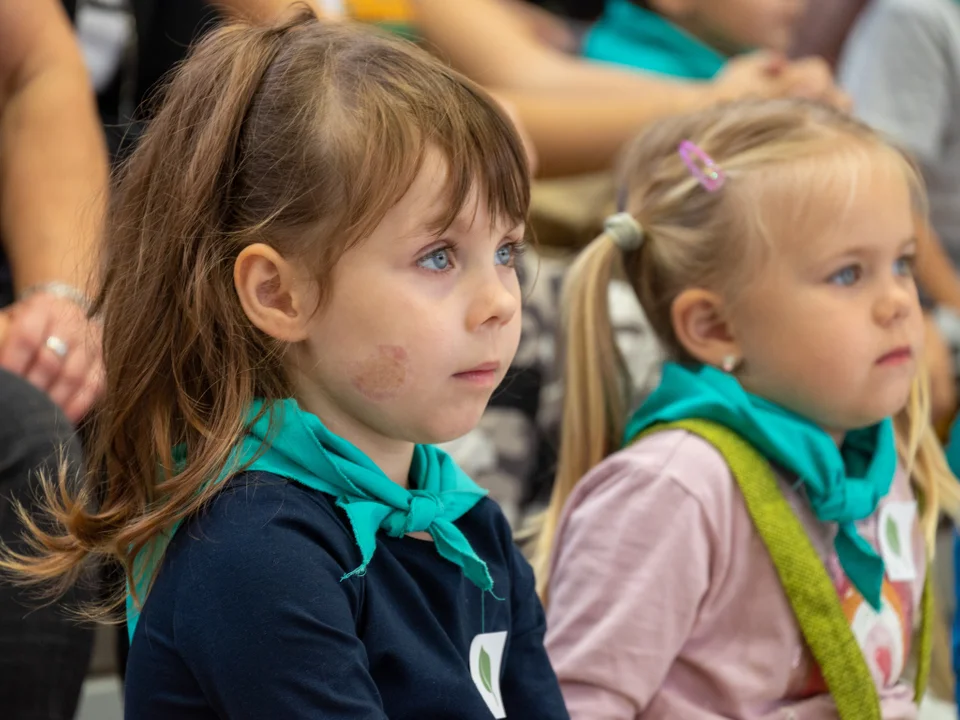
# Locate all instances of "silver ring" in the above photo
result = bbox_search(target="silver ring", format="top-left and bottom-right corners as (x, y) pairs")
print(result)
(44, 336), (69, 359)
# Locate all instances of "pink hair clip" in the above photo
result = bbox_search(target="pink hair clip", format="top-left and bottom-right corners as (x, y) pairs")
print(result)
(678, 140), (725, 192)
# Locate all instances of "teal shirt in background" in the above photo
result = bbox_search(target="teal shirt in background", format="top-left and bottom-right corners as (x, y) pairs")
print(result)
(582, 0), (727, 79)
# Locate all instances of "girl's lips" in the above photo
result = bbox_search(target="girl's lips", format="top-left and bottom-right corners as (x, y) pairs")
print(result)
(876, 347), (913, 366)
(453, 362), (500, 386)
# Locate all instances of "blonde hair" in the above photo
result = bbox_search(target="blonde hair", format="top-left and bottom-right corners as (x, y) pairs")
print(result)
(1, 14), (529, 618)
(534, 99), (960, 598)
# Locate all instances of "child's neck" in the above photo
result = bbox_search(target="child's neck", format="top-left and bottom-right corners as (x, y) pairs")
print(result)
(294, 386), (415, 488)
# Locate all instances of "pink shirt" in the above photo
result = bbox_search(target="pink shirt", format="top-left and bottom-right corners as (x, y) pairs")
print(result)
(545, 429), (926, 720)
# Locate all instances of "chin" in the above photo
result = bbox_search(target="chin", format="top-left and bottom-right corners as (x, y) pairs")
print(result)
(822, 379), (914, 430)
(876, 387), (915, 422)
(409, 407), (488, 446)
(841, 402), (908, 432)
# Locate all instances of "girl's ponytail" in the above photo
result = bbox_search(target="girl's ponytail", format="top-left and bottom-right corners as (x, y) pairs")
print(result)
(895, 368), (960, 552)
(532, 229), (633, 600)
(123, 15), (299, 244)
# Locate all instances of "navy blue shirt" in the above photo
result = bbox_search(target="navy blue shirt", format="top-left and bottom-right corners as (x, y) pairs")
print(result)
(124, 472), (568, 719)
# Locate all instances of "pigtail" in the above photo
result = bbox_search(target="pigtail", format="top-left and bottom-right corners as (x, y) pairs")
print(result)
(0, 14), (314, 617)
(893, 367), (960, 700)
(532, 231), (632, 600)
(895, 369), (960, 552)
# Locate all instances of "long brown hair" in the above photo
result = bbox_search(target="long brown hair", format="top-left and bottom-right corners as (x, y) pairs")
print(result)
(2, 12), (529, 617)
(534, 99), (960, 597)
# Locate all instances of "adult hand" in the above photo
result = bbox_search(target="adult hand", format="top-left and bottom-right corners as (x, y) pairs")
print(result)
(708, 51), (788, 104)
(779, 56), (851, 111)
(0, 292), (103, 423)
(709, 52), (849, 111)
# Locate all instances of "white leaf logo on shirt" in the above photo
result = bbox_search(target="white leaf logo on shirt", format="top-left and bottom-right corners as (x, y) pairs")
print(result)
(470, 632), (507, 718)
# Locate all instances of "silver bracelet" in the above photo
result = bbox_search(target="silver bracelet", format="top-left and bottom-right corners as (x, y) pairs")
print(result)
(18, 281), (92, 313)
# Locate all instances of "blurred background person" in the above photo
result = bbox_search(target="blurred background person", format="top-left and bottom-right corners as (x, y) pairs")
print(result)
(0, 0), (108, 717)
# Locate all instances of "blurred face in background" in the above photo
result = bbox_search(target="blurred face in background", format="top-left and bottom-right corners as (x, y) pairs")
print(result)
(649, 0), (807, 54)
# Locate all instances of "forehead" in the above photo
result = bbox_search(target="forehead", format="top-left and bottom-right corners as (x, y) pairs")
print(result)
(750, 145), (916, 260)
(374, 149), (521, 240)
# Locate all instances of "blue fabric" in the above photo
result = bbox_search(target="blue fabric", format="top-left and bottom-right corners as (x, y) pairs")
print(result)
(946, 419), (960, 711)
(582, 0), (727, 79)
(625, 362), (898, 609)
(124, 472), (569, 719)
(128, 398), (492, 640)
(947, 415), (960, 481)
(954, 530), (960, 712)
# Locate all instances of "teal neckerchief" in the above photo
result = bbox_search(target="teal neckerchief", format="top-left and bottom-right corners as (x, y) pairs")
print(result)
(582, 0), (727, 79)
(624, 362), (897, 610)
(946, 415), (960, 478)
(127, 398), (493, 640)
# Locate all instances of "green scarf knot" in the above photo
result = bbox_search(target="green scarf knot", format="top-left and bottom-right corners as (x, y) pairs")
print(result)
(127, 398), (495, 641)
(384, 491), (445, 535)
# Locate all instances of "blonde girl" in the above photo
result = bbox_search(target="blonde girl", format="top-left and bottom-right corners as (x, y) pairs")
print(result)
(537, 98), (960, 719)
(2, 14), (569, 720)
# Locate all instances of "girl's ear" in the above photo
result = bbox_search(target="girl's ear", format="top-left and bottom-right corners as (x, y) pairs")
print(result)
(671, 287), (741, 367)
(234, 243), (318, 342)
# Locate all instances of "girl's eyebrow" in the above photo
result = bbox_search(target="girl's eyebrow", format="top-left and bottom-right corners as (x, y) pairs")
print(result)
(817, 236), (917, 262)
(424, 208), (525, 239)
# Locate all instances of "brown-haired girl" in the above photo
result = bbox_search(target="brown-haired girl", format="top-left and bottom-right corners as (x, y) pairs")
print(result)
(3, 14), (568, 720)
(536, 99), (960, 718)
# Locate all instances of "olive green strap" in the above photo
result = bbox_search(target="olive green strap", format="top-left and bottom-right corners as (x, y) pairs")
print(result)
(913, 566), (934, 702)
(636, 419), (882, 719)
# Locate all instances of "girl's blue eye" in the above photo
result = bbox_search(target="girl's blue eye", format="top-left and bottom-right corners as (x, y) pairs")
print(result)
(495, 241), (525, 268)
(829, 265), (862, 287)
(418, 248), (452, 272)
(894, 255), (915, 277)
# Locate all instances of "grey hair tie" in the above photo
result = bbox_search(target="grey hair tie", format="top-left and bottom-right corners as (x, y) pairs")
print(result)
(604, 212), (644, 252)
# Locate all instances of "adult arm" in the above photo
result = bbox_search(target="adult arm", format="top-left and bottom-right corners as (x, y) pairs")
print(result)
(411, 0), (842, 175)
(0, 0), (106, 294)
(412, 0), (709, 93)
(0, 0), (108, 420)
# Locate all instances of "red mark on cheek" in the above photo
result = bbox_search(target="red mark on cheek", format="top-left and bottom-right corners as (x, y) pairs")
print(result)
(350, 345), (409, 401)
